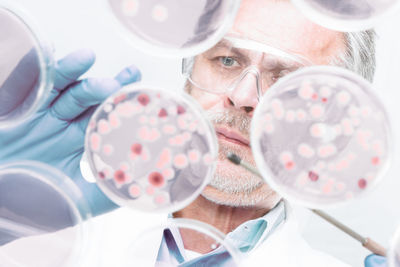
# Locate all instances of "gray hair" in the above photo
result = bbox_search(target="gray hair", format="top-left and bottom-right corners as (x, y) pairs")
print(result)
(341, 30), (377, 82)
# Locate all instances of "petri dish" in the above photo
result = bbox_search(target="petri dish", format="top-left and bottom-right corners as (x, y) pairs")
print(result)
(0, 161), (92, 267)
(85, 84), (218, 213)
(106, 0), (241, 57)
(121, 218), (241, 267)
(389, 225), (400, 267)
(251, 66), (391, 209)
(0, 1), (54, 128)
(291, 0), (400, 31)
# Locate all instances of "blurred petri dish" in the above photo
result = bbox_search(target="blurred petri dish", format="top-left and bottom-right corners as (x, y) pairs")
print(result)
(251, 66), (391, 209)
(389, 225), (400, 267)
(291, 0), (400, 31)
(0, 1), (54, 128)
(85, 84), (218, 213)
(106, 0), (241, 57)
(0, 161), (91, 267)
(121, 218), (241, 267)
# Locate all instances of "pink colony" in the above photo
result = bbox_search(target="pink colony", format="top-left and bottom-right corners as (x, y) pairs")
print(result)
(308, 171), (319, 182)
(90, 133), (101, 151)
(177, 105), (186, 115)
(98, 172), (105, 179)
(163, 125), (176, 135)
(158, 108), (168, 118)
(155, 194), (166, 205)
(148, 128), (160, 141)
(98, 119), (110, 134)
(174, 154), (188, 169)
(285, 161), (295, 170)
(129, 184), (141, 198)
(103, 144), (113, 156)
(108, 112), (121, 128)
(131, 143), (142, 154)
(371, 157), (380, 166)
(156, 148), (171, 169)
(358, 178), (367, 189)
(146, 186), (155, 195)
(137, 93), (150, 106)
(138, 126), (149, 141)
(148, 172), (165, 188)
(114, 170), (126, 184)
(113, 94), (127, 104)
(162, 168), (175, 180)
(309, 104), (324, 119)
(188, 150), (200, 163)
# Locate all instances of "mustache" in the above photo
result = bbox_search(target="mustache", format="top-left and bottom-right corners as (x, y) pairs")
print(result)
(205, 109), (251, 135)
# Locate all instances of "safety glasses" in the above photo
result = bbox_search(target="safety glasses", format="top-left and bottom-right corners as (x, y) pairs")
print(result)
(182, 36), (313, 100)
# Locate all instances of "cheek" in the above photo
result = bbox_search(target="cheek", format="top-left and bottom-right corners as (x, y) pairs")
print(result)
(189, 88), (225, 111)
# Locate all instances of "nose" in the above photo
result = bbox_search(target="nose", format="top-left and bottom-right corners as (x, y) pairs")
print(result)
(224, 68), (260, 115)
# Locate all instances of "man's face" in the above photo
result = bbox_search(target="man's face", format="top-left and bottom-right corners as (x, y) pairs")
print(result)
(186, 0), (346, 207)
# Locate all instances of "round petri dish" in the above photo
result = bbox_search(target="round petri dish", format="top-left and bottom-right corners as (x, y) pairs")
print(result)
(291, 0), (400, 31)
(251, 66), (392, 209)
(0, 1), (54, 128)
(85, 84), (218, 213)
(0, 161), (92, 267)
(121, 218), (242, 266)
(106, 0), (241, 57)
(389, 225), (400, 267)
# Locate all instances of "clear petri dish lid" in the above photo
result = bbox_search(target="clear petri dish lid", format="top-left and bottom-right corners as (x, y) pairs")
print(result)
(251, 66), (392, 209)
(0, 1), (54, 129)
(389, 225), (400, 267)
(105, 0), (241, 58)
(85, 84), (218, 214)
(291, 0), (400, 31)
(120, 218), (242, 267)
(0, 161), (92, 267)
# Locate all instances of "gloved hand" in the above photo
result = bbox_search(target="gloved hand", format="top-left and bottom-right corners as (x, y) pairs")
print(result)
(365, 254), (388, 267)
(0, 49), (141, 216)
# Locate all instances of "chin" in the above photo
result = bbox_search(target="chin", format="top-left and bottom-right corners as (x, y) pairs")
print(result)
(201, 182), (281, 208)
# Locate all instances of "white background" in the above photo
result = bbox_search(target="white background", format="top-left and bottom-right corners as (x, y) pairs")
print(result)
(9, 0), (400, 266)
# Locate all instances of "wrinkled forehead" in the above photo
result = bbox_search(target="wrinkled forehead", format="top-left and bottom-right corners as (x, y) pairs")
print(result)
(228, 0), (346, 64)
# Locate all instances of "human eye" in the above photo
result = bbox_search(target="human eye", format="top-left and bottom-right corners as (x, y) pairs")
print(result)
(219, 56), (238, 67)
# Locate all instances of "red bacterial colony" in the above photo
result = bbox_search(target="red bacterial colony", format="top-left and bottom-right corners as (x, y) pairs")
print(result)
(131, 143), (142, 154)
(358, 178), (367, 189)
(177, 105), (186, 114)
(158, 108), (168, 118)
(322, 98), (328, 103)
(98, 171), (105, 179)
(308, 171), (319, 182)
(138, 93), (150, 106)
(114, 170), (126, 183)
(148, 172), (165, 187)
(312, 93), (318, 100)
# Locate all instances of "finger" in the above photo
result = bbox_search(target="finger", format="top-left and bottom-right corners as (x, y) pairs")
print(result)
(114, 65), (142, 86)
(50, 65), (141, 121)
(364, 254), (387, 267)
(54, 48), (96, 90)
(42, 49), (96, 108)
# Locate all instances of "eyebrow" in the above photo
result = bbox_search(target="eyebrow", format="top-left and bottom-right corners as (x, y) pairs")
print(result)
(206, 39), (306, 70)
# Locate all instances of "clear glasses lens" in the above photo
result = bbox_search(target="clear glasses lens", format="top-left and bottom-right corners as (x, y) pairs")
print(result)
(185, 37), (309, 96)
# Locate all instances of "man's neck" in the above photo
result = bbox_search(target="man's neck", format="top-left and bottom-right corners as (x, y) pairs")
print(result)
(172, 195), (274, 253)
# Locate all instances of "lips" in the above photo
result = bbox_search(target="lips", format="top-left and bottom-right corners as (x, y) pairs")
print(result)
(215, 127), (250, 147)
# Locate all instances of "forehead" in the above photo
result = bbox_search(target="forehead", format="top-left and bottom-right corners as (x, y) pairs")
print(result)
(229, 0), (346, 64)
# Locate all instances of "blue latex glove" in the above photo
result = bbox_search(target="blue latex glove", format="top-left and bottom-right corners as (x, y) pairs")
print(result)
(365, 254), (388, 267)
(0, 49), (141, 216)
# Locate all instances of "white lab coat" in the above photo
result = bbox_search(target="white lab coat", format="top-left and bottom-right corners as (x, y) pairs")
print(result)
(1, 206), (351, 267)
